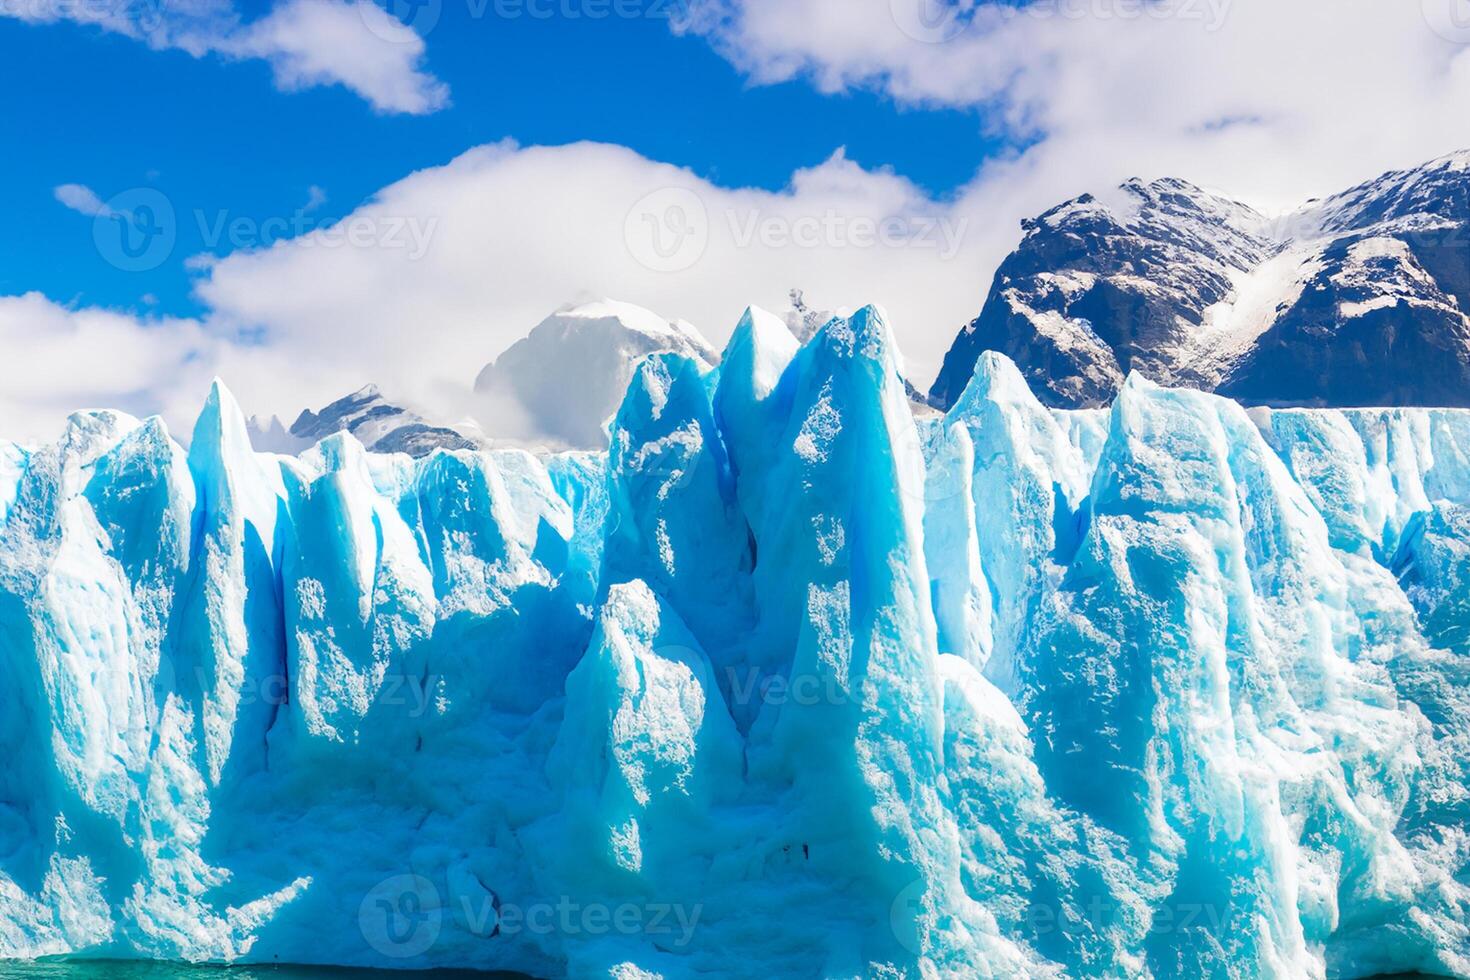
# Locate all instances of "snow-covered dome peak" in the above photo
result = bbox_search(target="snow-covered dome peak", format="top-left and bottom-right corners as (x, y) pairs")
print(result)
(474, 299), (720, 449)
(538, 299), (719, 365)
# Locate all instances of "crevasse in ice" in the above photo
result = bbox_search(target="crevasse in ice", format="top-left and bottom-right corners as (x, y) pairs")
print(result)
(1, 306), (1468, 979)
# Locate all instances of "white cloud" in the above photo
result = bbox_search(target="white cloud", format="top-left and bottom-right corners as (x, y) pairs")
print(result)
(4, 140), (1015, 441)
(53, 183), (114, 218)
(223, 0), (448, 115)
(0, 293), (219, 442)
(190, 140), (998, 427)
(677, 0), (1470, 211)
(3, 0), (448, 115)
(178, 0), (1470, 433)
(11, 1), (1470, 444)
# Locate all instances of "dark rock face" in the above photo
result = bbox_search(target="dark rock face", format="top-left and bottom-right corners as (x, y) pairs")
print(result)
(290, 385), (478, 456)
(370, 421), (480, 456)
(931, 152), (1470, 410)
(1219, 232), (1470, 407)
(930, 178), (1270, 409)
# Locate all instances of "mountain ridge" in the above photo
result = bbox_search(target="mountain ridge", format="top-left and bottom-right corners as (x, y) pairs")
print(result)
(931, 149), (1470, 410)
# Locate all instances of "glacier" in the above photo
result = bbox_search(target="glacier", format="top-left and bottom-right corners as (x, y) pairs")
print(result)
(1, 305), (1469, 978)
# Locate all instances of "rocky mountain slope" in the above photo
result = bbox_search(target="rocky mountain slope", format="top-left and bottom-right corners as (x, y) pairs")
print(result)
(931, 150), (1470, 409)
(287, 384), (480, 456)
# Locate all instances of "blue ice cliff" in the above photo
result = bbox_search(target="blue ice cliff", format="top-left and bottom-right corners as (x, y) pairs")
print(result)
(2, 306), (1469, 978)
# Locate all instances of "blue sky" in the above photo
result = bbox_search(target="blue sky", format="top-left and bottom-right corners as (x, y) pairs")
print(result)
(2, 2), (996, 318)
(3, 0), (1468, 439)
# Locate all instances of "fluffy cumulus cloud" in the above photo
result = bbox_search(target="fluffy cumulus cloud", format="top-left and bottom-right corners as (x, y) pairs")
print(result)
(677, 0), (1470, 210)
(0, 293), (221, 440)
(193, 140), (995, 425)
(8, 0), (1470, 444)
(2, 0), (447, 114)
(6, 139), (1026, 443)
(222, 0), (448, 114)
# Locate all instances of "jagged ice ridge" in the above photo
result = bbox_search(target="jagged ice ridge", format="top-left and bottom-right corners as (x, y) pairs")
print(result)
(1, 305), (1469, 978)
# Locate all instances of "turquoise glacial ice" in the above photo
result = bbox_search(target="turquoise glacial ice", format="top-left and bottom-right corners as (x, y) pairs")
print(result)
(1, 307), (1468, 978)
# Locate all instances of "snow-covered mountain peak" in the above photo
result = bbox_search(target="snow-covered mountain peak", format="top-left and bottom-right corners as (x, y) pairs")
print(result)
(532, 299), (720, 366)
(474, 299), (721, 450)
(932, 173), (1272, 410)
(287, 384), (479, 457)
(1036, 176), (1269, 259)
(1292, 148), (1470, 237)
(933, 149), (1470, 411)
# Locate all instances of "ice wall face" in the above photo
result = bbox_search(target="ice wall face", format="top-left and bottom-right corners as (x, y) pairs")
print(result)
(2, 309), (1470, 979)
